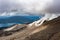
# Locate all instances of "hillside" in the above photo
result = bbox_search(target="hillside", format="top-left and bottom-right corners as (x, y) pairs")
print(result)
(25, 16), (60, 40)
(0, 16), (60, 40)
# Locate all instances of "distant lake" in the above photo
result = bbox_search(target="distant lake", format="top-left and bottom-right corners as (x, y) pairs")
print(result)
(0, 16), (42, 29)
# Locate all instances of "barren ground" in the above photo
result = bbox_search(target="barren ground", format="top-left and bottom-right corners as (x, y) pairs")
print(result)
(0, 17), (60, 40)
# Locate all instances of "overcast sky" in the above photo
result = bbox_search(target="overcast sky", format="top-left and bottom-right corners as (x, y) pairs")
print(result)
(0, 0), (60, 14)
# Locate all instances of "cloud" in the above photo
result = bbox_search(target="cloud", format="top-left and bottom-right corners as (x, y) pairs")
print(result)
(0, 0), (60, 14)
(0, 0), (23, 13)
(44, 0), (60, 13)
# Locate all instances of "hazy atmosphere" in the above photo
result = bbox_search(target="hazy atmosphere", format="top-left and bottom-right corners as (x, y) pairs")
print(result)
(0, 0), (60, 14)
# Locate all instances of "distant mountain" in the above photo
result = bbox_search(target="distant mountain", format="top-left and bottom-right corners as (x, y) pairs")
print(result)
(0, 16), (41, 28)
(0, 16), (41, 24)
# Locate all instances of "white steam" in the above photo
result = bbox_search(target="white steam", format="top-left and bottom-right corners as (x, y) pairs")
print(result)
(28, 13), (60, 27)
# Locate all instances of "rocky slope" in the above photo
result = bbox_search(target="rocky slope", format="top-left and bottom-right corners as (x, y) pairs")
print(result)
(0, 16), (60, 40)
(25, 16), (60, 40)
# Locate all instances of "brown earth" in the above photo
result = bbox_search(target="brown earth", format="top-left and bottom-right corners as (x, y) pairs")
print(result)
(0, 16), (60, 40)
(25, 16), (60, 40)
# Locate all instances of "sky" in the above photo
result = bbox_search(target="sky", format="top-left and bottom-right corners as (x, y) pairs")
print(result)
(0, 0), (60, 14)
